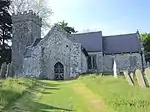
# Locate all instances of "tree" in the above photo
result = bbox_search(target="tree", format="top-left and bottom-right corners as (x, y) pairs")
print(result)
(141, 33), (150, 53)
(0, 0), (12, 66)
(10, 0), (53, 36)
(55, 20), (77, 34)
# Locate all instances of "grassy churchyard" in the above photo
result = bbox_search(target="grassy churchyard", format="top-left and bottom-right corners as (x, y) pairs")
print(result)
(1, 74), (150, 112)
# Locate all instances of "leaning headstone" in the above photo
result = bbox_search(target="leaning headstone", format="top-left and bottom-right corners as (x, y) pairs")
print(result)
(130, 72), (134, 81)
(135, 69), (146, 88)
(6, 63), (12, 77)
(123, 71), (134, 86)
(0, 62), (7, 78)
(144, 68), (150, 86)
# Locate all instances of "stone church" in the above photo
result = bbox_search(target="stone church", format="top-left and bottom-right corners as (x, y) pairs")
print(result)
(11, 10), (146, 80)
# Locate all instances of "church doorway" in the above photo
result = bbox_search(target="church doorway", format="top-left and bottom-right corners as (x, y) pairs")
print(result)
(54, 62), (64, 80)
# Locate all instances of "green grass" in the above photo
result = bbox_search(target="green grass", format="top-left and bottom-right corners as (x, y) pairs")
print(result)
(6, 79), (111, 112)
(4, 75), (150, 112)
(80, 75), (150, 112)
(0, 78), (37, 111)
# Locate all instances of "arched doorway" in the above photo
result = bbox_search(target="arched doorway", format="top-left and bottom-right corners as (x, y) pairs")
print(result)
(54, 62), (64, 80)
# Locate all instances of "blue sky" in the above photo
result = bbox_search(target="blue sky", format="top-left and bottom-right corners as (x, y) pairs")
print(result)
(50, 0), (150, 35)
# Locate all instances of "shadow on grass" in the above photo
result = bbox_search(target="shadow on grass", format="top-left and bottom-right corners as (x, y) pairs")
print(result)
(35, 81), (61, 90)
(7, 84), (73, 112)
(26, 90), (53, 96)
(0, 89), (23, 111)
(44, 87), (60, 90)
(34, 86), (60, 91)
(0, 81), (3, 87)
(40, 91), (53, 94)
(1, 78), (73, 112)
(11, 100), (73, 112)
(27, 84), (60, 96)
(4, 81), (73, 112)
(16, 79), (60, 90)
(40, 81), (60, 87)
(33, 101), (73, 112)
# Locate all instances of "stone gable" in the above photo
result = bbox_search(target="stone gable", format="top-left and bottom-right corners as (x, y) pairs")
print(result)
(21, 25), (88, 79)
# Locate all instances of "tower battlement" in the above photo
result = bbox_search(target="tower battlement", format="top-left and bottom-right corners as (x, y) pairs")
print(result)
(12, 10), (42, 76)
(12, 10), (42, 27)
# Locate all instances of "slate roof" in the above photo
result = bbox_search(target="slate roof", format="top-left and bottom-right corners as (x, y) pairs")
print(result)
(31, 27), (141, 54)
(103, 33), (141, 54)
(72, 31), (103, 52)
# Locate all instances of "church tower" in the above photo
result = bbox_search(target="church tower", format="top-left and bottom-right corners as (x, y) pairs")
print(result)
(12, 10), (42, 75)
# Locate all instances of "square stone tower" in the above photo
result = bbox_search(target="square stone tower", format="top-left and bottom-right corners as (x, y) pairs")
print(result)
(12, 10), (42, 76)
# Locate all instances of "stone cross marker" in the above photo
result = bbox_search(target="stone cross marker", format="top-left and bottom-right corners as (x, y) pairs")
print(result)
(144, 68), (150, 86)
(123, 71), (134, 86)
(135, 69), (146, 88)
(0, 62), (7, 78)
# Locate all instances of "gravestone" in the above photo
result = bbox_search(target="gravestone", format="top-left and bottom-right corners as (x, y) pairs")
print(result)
(6, 63), (12, 77)
(146, 62), (150, 68)
(135, 69), (146, 88)
(123, 71), (134, 86)
(130, 72), (134, 81)
(144, 68), (150, 86)
(113, 59), (117, 78)
(0, 62), (7, 78)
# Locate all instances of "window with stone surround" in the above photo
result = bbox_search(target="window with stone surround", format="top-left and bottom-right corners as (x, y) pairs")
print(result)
(88, 55), (97, 69)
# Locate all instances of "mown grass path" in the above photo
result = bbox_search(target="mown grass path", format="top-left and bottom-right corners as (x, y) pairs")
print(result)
(6, 79), (112, 112)
(71, 81), (109, 112)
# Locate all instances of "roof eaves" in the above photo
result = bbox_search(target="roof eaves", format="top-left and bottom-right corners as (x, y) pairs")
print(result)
(72, 31), (102, 35)
(103, 32), (137, 38)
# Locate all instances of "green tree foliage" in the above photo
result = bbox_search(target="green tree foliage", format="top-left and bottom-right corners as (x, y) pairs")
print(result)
(141, 33), (150, 53)
(56, 20), (77, 34)
(0, 0), (12, 66)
